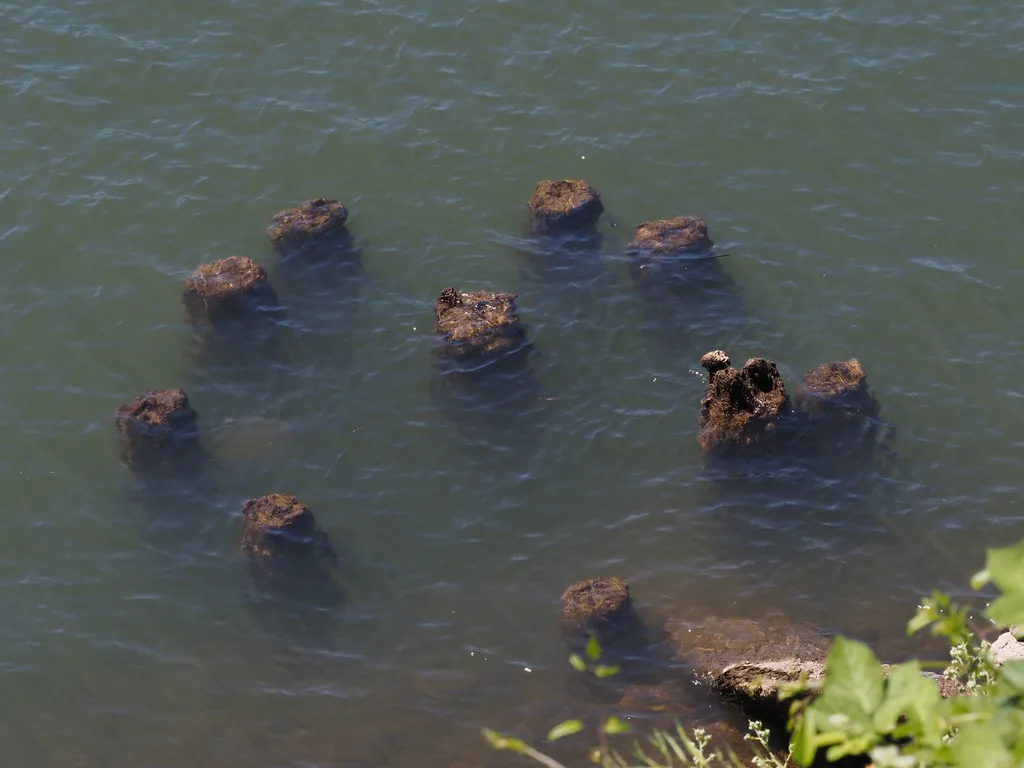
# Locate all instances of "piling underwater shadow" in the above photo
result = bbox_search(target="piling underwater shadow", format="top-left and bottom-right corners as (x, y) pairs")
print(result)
(238, 493), (347, 642)
(429, 287), (547, 455)
(558, 577), (689, 705)
(267, 198), (366, 329)
(693, 352), (902, 633)
(181, 255), (297, 397)
(628, 217), (761, 351)
(113, 388), (222, 552)
(516, 179), (605, 285)
(696, 352), (897, 492)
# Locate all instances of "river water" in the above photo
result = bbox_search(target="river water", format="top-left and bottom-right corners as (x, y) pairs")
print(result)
(3, 0), (1023, 765)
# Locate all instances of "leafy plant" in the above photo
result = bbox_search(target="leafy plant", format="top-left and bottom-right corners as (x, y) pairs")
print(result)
(786, 537), (1024, 767)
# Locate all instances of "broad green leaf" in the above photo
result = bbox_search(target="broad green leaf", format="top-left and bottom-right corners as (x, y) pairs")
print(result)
(603, 716), (630, 735)
(790, 706), (818, 767)
(586, 634), (601, 661)
(948, 722), (1015, 768)
(872, 661), (940, 733)
(825, 732), (876, 762)
(594, 664), (620, 679)
(984, 540), (1024, 627)
(547, 720), (583, 742)
(987, 594), (1024, 630)
(907, 604), (936, 636)
(1001, 661), (1024, 693)
(971, 568), (991, 591)
(482, 729), (529, 753)
(568, 653), (587, 672)
(821, 637), (885, 717)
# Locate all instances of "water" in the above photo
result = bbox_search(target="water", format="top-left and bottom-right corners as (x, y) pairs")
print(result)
(3, 0), (1024, 764)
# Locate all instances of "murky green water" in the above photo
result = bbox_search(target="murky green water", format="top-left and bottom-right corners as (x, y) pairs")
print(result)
(2, 0), (1024, 764)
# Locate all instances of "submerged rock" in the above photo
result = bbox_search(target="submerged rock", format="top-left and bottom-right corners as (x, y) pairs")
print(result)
(267, 198), (351, 255)
(699, 353), (790, 455)
(182, 256), (279, 325)
(560, 576), (641, 643)
(115, 389), (202, 471)
(526, 179), (604, 237)
(668, 616), (829, 735)
(616, 679), (697, 717)
(433, 287), (528, 361)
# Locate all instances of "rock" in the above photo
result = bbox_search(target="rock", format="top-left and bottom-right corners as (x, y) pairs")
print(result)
(182, 256), (279, 325)
(920, 671), (961, 699)
(115, 389), (202, 471)
(267, 198), (351, 255)
(433, 287), (528, 362)
(629, 217), (713, 256)
(526, 179), (604, 237)
(699, 354), (790, 455)
(991, 631), (1024, 664)
(209, 416), (294, 464)
(668, 617), (830, 734)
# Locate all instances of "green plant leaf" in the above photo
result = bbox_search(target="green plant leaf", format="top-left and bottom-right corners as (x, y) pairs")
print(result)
(1000, 661), (1024, 693)
(603, 716), (630, 735)
(971, 568), (991, 591)
(482, 729), (529, 753)
(821, 637), (885, 717)
(907, 604), (936, 636)
(987, 594), (1024, 630)
(948, 721), (1016, 768)
(872, 661), (939, 733)
(547, 720), (584, 742)
(586, 634), (601, 661)
(984, 540), (1024, 628)
(594, 664), (620, 679)
(790, 705), (818, 767)
(568, 653), (587, 672)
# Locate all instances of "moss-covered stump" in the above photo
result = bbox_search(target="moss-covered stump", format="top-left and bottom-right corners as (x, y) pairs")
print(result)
(241, 493), (332, 560)
(267, 198), (351, 256)
(526, 179), (604, 237)
(700, 350), (732, 376)
(699, 353), (790, 455)
(182, 256), (279, 325)
(794, 359), (886, 462)
(795, 360), (880, 422)
(629, 216), (713, 256)
(241, 494), (344, 624)
(629, 216), (726, 294)
(560, 576), (641, 642)
(434, 287), (528, 362)
(115, 389), (201, 470)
